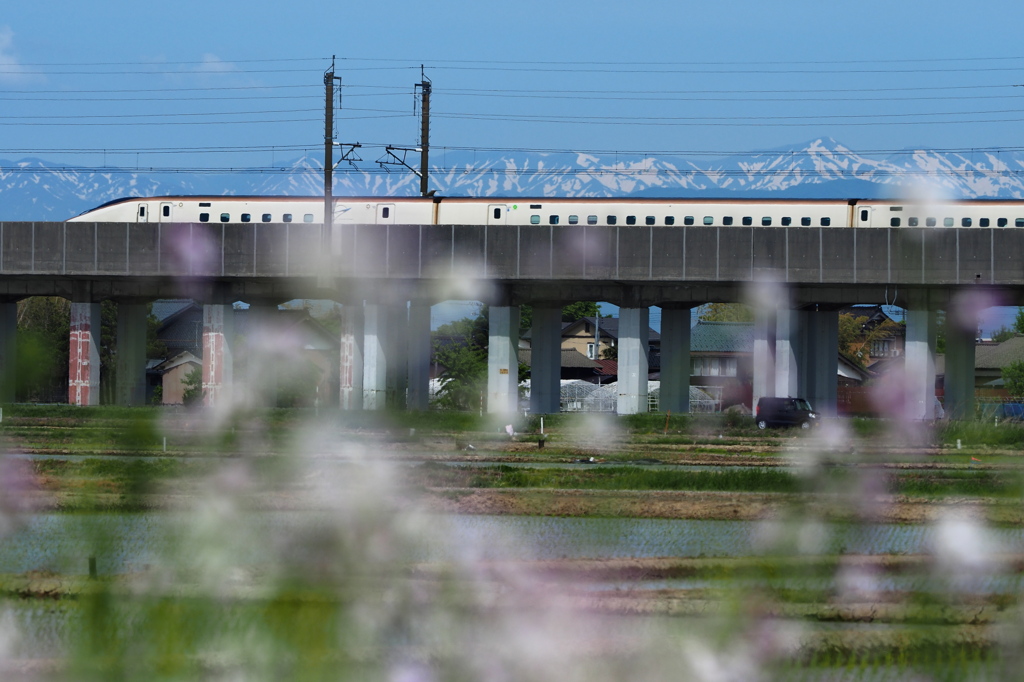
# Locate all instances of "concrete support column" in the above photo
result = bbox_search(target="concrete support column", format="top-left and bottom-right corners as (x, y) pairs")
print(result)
(339, 304), (364, 410)
(407, 302), (432, 411)
(617, 307), (649, 414)
(0, 302), (16, 403)
(800, 309), (839, 417)
(363, 303), (389, 410)
(774, 308), (802, 399)
(530, 306), (561, 414)
(386, 303), (408, 409)
(115, 303), (148, 406)
(246, 304), (279, 408)
(904, 304), (938, 420)
(752, 307), (776, 410)
(69, 302), (102, 406)
(487, 305), (521, 415)
(659, 306), (691, 414)
(945, 306), (978, 420)
(202, 304), (234, 407)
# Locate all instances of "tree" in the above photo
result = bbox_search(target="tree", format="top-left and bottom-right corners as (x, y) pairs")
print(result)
(181, 367), (203, 406)
(1003, 360), (1024, 399)
(838, 312), (902, 368)
(1015, 308), (1024, 335)
(15, 297), (70, 402)
(519, 301), (604, 334)
(992, 325), (1016, 343)
(697, 303), (754, 323)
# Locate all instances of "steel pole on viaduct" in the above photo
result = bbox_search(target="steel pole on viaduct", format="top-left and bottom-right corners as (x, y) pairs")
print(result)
(1, 220), (1021, 416)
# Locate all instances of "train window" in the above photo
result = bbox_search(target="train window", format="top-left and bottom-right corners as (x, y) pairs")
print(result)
(493, 208), (502, 220)
(1017, 218), (1024, 227)
(684, 216), (694, 225)
(781, 217), (792, 226)
(138, 206), (146, 217)
(820, 217), (831, 226)
(199, 202), (211, 207)
(381, 207), (390, 219)
(890, 218), (901, 227)
(665, 216), (675, 226)
(943, 218), (954, 227)
(530, 215), (540, 224)
(530, 204), (542, 209)
(199, 213), (210, 222)
(607, 216), (617, 225)
(626, 216), (637, 225)
(980, 218), (990, 227)
(304, 214), (314, 222)
(860, 209), (869, 222)
(908, 217), (919, 227)
(587, 215), (598, 225)
(645, 216), (655, 226)
(262, 214), (272, 222)
(241, 213), (251, 223)
(962, 218), (972, 227)
(220, 213), (230, 222)
(549, 215), (559, 225)
(283, 214), (293, 223)
(801, 217), (811, 226)
(162, 205), (170, 217)
(703, 216), (714, 225)
(762, 217), (772, 226)
(926, 217), (936, 227)
(742, 217), (753, 226)
(998, 218), (1008, 227)
(722, 216), (734, 226)
(568, 215), (579, 225)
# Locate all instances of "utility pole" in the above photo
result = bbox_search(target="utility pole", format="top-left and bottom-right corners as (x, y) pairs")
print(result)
(378, 67), (433, 196)
(417, 66), (431, 197)
(324, 57), (341, 256)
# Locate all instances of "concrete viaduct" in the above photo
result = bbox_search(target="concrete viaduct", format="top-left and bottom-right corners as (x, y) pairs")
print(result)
(2, 219), (1022, 417)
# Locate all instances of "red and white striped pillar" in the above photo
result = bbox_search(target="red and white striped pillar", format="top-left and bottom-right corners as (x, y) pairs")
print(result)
(69, 302), (101, 406)
(202, 304), (234, 406)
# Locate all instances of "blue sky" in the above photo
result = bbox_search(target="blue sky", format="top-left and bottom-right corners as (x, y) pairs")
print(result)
(4, 0), (1024, 172)
(4, 1), (1024, 333)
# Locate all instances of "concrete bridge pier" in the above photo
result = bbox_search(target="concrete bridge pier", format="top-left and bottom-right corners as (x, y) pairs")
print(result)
(799, 308), (839, 417)
(386, 303), (408, 409)
(338, 303), (364, 410)
(115, 303), (148, 406)
(904, 301), (938, 420)
(529, 305), (561, 414)
(407, 301), (432, 411)
(617, 306), (650, 414)
(362, 303), (391, 410)
(944, 302), (979, 420)
(201, 304), (234, 407)
(487, 305), (521, 416)
(69, 302), (102, 406)
(658, 305), (693, 414)
(753, 306), (839, 416)
(0, 300), (16, 403)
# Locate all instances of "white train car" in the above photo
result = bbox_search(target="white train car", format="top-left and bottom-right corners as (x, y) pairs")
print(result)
(67, 195), (1024, 229)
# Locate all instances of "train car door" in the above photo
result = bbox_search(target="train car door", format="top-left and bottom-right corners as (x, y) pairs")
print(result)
(158, 202), (173, 222)
(136, 203), (150, 222)
(857, 206), (873, 227)
(487, 204), (507, 225)
(376, 204), (396, 224)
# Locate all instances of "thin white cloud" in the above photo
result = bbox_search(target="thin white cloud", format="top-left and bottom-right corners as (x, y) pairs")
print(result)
(196, 54), (237, 74)
(0, 25), (30, 83)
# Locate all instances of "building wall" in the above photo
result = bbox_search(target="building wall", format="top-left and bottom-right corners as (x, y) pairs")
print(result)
(161, 362), (199, 404)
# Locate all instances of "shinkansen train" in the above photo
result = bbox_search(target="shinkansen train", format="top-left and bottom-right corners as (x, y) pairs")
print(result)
(67, 196), (1024, 229)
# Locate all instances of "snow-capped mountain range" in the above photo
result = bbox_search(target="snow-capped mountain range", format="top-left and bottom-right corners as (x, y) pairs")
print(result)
(5, 138), (1024, 221)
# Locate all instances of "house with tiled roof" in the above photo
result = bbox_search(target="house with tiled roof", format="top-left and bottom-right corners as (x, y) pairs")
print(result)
(689, 321), (755, 409)
(975, 335), (1024, 390)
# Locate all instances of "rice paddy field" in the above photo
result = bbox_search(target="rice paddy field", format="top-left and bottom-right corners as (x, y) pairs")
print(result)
(2, 404), (1024, 680)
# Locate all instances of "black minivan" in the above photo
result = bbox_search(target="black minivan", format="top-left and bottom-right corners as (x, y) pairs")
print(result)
(755, 397), (818, 429)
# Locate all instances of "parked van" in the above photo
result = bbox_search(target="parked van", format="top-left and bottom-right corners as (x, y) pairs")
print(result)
(755, 397), (818, 429)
